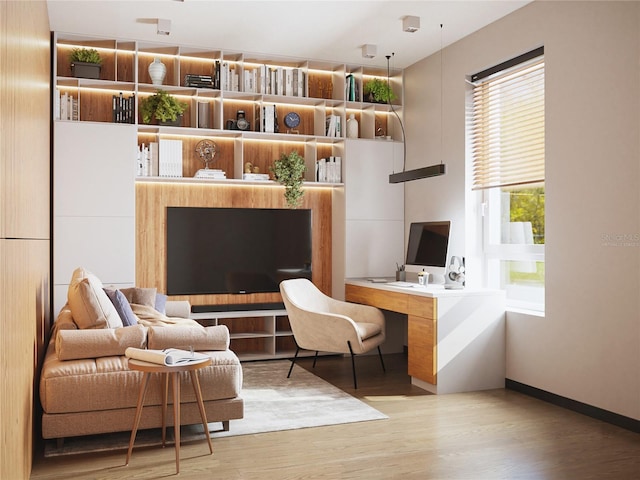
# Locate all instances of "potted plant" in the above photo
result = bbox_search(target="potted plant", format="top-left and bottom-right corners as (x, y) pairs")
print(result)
(270, 151), (306, 208)
(140, 90), (188, 126)
(364, 78), (397, 103)
(69, 48), (102, 79)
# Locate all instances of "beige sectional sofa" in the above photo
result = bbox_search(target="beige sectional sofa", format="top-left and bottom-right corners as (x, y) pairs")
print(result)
(40, 267), (244, 443)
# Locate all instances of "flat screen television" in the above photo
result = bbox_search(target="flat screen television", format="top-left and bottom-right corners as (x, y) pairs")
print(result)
(166, 207), (312, 295)
(405, 221), (451, 267)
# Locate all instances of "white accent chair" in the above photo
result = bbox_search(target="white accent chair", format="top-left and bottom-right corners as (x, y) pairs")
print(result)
(279, 278), (386, 389)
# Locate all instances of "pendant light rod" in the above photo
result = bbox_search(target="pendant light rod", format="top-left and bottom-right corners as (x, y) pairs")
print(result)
(388, 24), (446, 184)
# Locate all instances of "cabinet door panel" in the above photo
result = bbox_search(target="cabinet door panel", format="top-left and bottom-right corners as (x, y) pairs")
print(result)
(408, 314), (437, 384)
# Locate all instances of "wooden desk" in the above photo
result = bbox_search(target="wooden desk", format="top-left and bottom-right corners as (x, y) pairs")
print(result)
(345, 279), (506, 394)
(126, 358), (214, 474)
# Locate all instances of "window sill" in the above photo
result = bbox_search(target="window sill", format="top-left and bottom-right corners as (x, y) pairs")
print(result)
(506, 306), (545, 318)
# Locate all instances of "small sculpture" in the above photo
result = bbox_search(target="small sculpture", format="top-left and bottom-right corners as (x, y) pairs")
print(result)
(195, 140), (217, 169)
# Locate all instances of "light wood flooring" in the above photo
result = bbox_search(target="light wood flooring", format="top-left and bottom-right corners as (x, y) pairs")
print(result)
(30, 354), (639, 480)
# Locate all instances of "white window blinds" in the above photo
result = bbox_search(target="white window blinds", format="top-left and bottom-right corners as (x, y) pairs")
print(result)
(471, 55), (545, 190)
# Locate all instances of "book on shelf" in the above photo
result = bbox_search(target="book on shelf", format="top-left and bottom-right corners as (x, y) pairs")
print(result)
(55, 89), (79, 121)
(345, 74), (359, 102)
(325, 114), (341, 137)
(242, 173), (270, 181)
(315, 156), (342, 183)
(125, 347), (210, 366)
(112, 92), (135, 124)
(195, 168), (226, 179)
(185, 74), (215, 89)
(158, 139), (183, 177)
(254, 103), (278, 133)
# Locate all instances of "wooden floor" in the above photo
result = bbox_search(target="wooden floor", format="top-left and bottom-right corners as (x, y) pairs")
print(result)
(30, 354), (639, 480)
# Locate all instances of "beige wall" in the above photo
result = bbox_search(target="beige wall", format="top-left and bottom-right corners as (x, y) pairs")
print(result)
(0, 1), (51, 477)
(404, 1), (640, 420)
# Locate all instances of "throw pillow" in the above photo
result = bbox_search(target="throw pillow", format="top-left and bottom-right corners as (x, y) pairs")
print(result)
(155, 293), (168, 314)
(120, 287), (157, 307)
(67, 267), (123, 329)
(104, 288), (139, 327)
(147, 325), (230, 351)
(56, 324), (147, 360)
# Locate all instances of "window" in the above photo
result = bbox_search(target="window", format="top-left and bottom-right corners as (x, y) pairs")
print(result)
(470, 48), (545, 311)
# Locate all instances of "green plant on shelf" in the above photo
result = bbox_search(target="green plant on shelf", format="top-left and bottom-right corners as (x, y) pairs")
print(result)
(140, 90), (188, 124)
(69, 47), (102, 65)
(270, 151), (306, 209)
(364, 78), (397, 103)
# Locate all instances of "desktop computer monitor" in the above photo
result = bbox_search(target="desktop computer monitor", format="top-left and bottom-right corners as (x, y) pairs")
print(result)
(405, 221), (450, 268)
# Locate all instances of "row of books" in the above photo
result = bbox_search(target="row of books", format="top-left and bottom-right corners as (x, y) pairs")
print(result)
(136, 140), (183, 177)
(254, 104), (279, 133)
(54, 90), (79, 121)
(345, 74), (360, 102)
(214, 61), (306, 97)
(316, 156), (342, 183)
(325, 114), (342, 137)
(112, 93), (135, 124)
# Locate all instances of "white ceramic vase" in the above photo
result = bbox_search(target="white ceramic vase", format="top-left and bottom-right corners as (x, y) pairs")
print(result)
(148, 57), (166, 86)
(346, 113), (359, 139)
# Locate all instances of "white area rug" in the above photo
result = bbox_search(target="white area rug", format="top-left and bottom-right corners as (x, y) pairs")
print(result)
(44, 360), (387, 457)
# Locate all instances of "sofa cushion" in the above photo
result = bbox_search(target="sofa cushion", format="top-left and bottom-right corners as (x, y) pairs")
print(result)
(120, 287), (157, 308)
(104, 288), (139, 327)
(67, 267), (123, 329)
(56, 324), (147, 360)
(148, 325), (230, 351)
(40, 346), (242, 414)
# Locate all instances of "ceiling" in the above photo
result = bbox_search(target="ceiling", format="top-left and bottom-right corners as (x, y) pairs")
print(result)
(47, 0), (531, 70)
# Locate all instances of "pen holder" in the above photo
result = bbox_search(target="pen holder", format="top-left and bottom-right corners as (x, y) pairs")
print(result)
(395, 271), (406, 281)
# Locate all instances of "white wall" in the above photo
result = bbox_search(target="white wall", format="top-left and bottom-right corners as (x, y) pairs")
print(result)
(404, 1), (640, 420)
(53, 122), (137, 316)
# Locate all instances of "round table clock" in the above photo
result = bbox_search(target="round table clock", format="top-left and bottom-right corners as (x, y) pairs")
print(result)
(284, 111), (301, 129)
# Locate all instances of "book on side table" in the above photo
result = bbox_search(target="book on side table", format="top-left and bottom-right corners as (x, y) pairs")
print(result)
(125, 347), (210, 366)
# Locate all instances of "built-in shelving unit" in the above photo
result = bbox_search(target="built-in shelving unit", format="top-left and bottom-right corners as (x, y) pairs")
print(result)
(52, 32), (404, 361)
(190, 309), (311, 361)
(53, 32), (403, 182)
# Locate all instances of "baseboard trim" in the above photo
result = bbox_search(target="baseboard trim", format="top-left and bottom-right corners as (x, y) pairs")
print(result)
(505, 379), (640, 433)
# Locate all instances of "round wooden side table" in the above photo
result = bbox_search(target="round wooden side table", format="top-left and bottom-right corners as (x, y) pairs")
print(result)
(125, 357), (214, 474)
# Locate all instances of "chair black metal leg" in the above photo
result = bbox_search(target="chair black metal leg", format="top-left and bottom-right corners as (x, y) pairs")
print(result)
(312, 351), (319, 368)
(347, 341), (357, 389)
(288, 346), (300, 378)
(377, 346), (386, 373)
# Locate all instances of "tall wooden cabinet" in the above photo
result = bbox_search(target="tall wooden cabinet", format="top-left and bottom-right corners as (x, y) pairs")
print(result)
(1, 1), (51, 478)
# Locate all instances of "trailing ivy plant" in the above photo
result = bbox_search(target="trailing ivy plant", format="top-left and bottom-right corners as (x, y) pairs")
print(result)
(69, 48), (102, 65)
(270, 151), (306, 209)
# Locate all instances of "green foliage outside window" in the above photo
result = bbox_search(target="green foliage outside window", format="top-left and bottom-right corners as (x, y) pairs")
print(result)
(508, 186), (545, 284)
(509, 187), (545, 244)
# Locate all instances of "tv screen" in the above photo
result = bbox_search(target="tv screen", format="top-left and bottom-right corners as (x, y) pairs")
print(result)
(405, 221), (450, 267)
(166, 207), (312, 295)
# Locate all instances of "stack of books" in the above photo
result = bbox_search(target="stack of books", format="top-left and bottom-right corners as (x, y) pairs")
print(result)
(242, 173), (270, 181)
(195, 168), (226, 179)
(185, 74), (215, 89)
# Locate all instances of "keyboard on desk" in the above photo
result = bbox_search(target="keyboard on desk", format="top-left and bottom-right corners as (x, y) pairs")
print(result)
(386, 281), (415, 287)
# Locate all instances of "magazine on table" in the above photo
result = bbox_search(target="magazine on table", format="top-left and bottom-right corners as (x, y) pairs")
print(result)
(125, 347), (210, 366)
